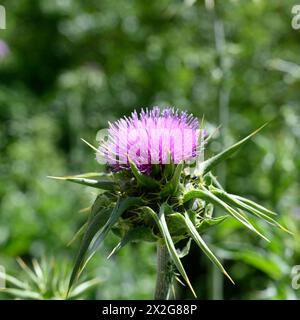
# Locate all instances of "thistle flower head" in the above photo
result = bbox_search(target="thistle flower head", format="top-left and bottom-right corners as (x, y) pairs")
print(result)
(98, 107), (203, 173)
(52, 109), (289, 298)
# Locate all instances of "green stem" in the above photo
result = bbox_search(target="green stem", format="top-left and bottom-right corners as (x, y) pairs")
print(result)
(154, 243), (171, 300)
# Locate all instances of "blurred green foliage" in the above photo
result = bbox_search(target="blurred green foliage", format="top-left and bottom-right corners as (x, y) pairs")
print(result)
(0, 0), (299, 299)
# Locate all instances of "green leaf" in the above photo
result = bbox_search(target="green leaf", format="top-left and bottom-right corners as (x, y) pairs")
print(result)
(88, 197), (143, 254)
(210, 188), (292, 234)
(0, 288), (41, 299)
(90, 193), (115, 220)
(160, 163), (183, 198)
(197, 215), (228, 232)
(56, 172), (112, 179)
(200, 123), (268, 175)
(233, 195), (277, 216)
(47, 173), (117, 191)
(207, 172), (224, 190)
(186, 209), (198, 226)
(177, 238), (192, 258)
(69, 278), (102, 299)
(68, 193), (117, 247)
(183, 188), (269, 241)
(204, 203), (214, 218)
(107, 226), (157, 259)
(68, 206), (113, 292)
(0, 270), (29, 290)
(17, 258), (40, 283)
(182, 212), (234, 284)
(76, 197), (143, 277)
(129, 161), (160, 189)
(167, 212), (189, 236)
(143, 205), (197, 297)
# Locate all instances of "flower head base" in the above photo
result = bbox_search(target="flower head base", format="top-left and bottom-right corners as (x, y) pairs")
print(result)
(98, 107), (204, 173)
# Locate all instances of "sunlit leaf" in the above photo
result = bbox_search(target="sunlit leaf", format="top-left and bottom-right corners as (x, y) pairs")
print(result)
(68, 278), (102, 299)
(182, 211), (234, 284)
(0, 288), (41, 299)
(183, 188), (269, 241)
(210, 187), (292, 234)
(167, 212), (189, 236)
(16, 258), (39, 284)
(47, 174), (118, 191)
(0, 271), (28, 290)
(233, 195), (277, 216)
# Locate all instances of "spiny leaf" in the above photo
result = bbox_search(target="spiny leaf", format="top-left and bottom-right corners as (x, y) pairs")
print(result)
(0, 288), (41, 299)
(143, 205), (197, 297)
(129, 161), (160, 189)
(197, 215), (228, 232)
(175, 276), (186, 287)
(32, 259), (44, 281)
(200, 188), (269, 241)
(233, 195), (277, 216)
(47, 174), (117, 191)
(90, 194), (115, 219)
(55, 172), (112, 179)
(182, 212), (234, 284)
(68, 278), (102, 299)
(78, 197), (144, 276)
(68, 194), (113, 248)
(167, 212), (189, 236)
(16, 258), (39, 283)
(200, 123), (268, 175)
(88, 197), (143, 254)
(0, 271), (28, 290)
(183, 189), (269, 242)
(68, 206), (112, 292)
(80, 138), (99, 153)
(207, 172), (224, 190)
(160, 162), (183, 198)
(211, 188), (292, 234)
(107, 226), (157, 259)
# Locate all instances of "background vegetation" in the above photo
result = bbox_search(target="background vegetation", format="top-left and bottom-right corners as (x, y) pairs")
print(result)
(0, 0), (299, 299)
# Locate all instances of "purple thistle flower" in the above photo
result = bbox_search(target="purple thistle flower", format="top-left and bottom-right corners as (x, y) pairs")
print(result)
(97, 107), (204, 174)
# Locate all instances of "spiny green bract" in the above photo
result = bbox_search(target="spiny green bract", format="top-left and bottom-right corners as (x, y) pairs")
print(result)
(0, 257), (101, 300)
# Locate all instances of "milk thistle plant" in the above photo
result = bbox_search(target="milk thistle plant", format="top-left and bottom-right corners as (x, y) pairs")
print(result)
(50, 107), (290, 299)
